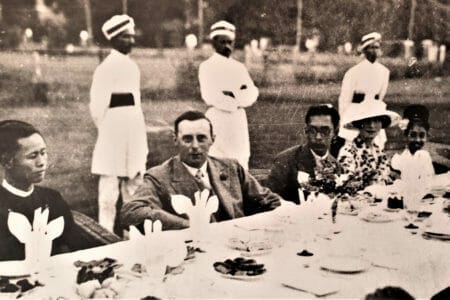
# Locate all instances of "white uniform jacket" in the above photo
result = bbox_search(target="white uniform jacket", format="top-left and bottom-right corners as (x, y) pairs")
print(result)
(391, 148), (434, 181)
(90, 49), (148, 178)
(338, 59), (390, 145)
(198, 53), (259, 169)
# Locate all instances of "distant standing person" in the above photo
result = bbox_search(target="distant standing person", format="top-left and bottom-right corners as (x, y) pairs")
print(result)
(198, 20), (259, 170)
(89, 15), (148, 233)
(338, 32), (390, 150)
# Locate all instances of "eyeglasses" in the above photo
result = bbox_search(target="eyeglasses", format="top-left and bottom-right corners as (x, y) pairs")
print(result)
(408, 132), (426, 139)
(305, 125), (332, 136)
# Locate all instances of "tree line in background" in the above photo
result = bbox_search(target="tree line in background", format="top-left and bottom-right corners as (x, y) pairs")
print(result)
(0, 0), (449, 50)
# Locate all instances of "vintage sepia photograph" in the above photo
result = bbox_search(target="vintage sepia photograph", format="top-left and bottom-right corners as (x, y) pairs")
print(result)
(0, 0), (449, 298)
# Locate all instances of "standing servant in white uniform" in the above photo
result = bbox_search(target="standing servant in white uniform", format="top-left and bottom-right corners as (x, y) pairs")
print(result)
(338, 32), (390, 150)
(198, 20), (259, 170)
(90, 15), (148, 233)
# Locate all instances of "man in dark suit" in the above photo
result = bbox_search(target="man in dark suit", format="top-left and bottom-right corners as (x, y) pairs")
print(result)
(266, 105), (341, 204)
(121, 111), (281, 230)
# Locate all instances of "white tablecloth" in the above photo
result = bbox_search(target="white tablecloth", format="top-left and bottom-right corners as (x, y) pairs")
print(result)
(2, 176), (450, 299)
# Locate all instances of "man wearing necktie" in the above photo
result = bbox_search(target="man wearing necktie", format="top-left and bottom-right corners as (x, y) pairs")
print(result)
(266, 105), (341, 204)
(120, 111), (282, 230)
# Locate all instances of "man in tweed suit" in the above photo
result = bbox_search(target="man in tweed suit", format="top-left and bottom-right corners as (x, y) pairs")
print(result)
(121, 111), (281, 230)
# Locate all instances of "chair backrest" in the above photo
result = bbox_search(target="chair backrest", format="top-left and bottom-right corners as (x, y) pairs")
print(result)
(72, 210), (121, 250)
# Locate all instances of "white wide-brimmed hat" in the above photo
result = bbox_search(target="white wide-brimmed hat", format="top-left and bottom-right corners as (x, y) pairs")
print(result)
(102, 14), (135, 41)
(209, 20), (236, 40)
(342, 100), (400, 130)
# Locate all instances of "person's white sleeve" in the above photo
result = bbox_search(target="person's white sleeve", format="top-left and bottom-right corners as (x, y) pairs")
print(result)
(235, 65), (259, 108)
(390, 153), (401, 171)
(198, 64), (238, 112)
(379, 69), (389, 101)
(338, 70), (355, 116)
(89, 67), (112, 128)
(421, 150), (435, 177)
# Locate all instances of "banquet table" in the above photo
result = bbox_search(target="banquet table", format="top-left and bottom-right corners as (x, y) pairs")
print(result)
(2, 174), (450, 299)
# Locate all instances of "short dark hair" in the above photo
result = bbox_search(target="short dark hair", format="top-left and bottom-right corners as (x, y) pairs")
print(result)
(365, 286), (414, 300)
(305, 105), (340, 130)
(174, 111), (213, 137)
(0, 120), (41, 164)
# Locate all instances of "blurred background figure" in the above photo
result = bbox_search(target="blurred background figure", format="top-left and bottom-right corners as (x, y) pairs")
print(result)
(338, 32), (390, 151)
(89, 14), (148, 234)
(198, 20), (259, 170)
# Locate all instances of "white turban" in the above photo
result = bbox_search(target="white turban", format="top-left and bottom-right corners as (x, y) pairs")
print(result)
(360, 32), (382, 51)
(102, 15), (135, 41)
(209, 20), (236, 40)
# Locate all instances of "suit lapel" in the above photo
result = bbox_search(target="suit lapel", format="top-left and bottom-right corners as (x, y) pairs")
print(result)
(296, 146), (316, 176)
(206, 157), (235, 218)
(170, 156), (201, 202)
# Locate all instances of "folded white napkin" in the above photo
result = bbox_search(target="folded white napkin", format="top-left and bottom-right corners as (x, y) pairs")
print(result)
(7, 207), (64, 272)
(171, 189), (219, 232)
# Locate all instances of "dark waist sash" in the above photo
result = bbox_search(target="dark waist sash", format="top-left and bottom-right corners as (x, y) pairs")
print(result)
(109, 93), (135, 108)
(352, 93), (380, 103)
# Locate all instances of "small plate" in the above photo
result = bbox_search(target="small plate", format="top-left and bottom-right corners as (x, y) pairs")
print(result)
(360, 212), (394, 223)
(220, 273), (264, 281)
(0, 261), (29, 278)
(422, 232), (450, 241)
(383, 207), (402, 213)
(319, 256), (370, 274)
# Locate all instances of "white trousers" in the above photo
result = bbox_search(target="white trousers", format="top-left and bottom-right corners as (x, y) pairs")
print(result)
(98, 174), (142, 233)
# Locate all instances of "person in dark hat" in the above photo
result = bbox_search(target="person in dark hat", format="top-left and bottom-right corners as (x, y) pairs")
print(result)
(391, 104), (434, 181)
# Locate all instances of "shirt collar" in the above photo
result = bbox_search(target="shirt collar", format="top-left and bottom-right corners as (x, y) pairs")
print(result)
(310, 149), (329, 161)
(213, 52), (230, 61)
(182, 161), (208, 177)
(2, 179), (34, 198)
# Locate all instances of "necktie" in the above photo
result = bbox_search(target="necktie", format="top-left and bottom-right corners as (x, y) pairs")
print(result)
(194, 169), (206, 190)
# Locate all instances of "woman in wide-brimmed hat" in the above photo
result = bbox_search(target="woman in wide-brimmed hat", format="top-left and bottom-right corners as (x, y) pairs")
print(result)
(337, 100), (400, 191)
(391, 105), (434, 181)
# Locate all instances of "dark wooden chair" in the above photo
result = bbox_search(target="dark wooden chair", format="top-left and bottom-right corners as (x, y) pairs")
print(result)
(72, 210), (121, 250)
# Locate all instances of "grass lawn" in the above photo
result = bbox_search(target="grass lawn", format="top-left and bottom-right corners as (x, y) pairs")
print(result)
(0, 50), (448, 219)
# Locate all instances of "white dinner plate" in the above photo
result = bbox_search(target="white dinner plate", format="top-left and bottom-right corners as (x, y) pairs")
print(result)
(319, 256), (370, 274)
(360, 211), (395, 223)
(220, 272), (265, 281)
(0, 261), (29, 278)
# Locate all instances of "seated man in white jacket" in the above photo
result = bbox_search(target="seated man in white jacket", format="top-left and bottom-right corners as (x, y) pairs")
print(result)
(198, 20), (259, 170)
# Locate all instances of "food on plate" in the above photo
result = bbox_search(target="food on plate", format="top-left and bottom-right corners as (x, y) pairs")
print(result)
(74, 257), (121, 285)
(74, 258), (124, 299)
(422, 193), (435, 200)
(213, 257), (266, 277)
(184, 244), (206, 261)
(417, 211), (432, 218)
(387, 193), (404, 209)
(131, 263), (147, 275)
(0, 276), (43, 297)
(404, 223), (419, 229)
(297, 249), (314, 257)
